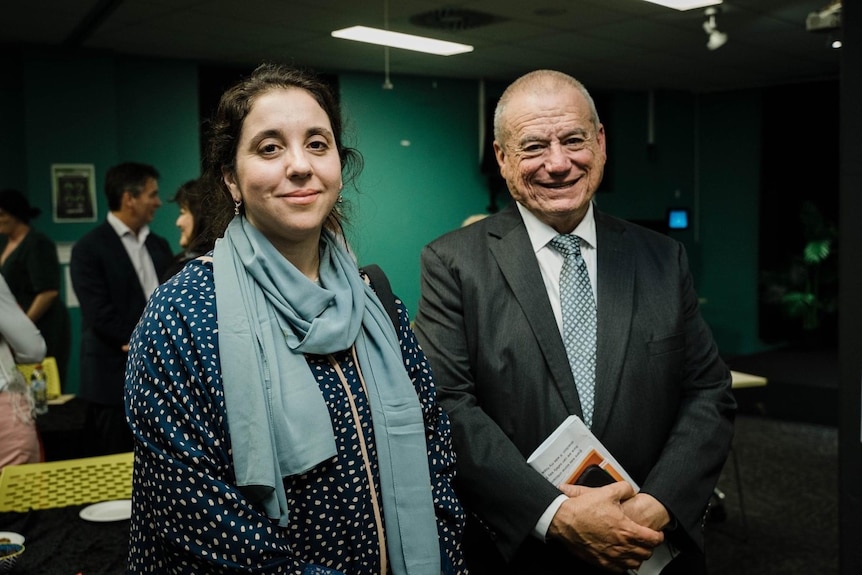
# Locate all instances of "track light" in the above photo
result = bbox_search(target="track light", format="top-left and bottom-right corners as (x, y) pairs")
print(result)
(703, 6), (728, 50)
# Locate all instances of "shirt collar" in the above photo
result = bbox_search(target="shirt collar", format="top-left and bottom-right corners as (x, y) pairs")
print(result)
(107, 212), (150, 242)
(516, 201), (597, 253)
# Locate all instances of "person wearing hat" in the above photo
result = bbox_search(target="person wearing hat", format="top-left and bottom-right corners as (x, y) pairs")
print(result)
(0, 188), (71, 388)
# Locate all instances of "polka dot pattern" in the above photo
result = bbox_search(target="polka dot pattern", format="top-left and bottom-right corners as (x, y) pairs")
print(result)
(125, 258), (467, 573)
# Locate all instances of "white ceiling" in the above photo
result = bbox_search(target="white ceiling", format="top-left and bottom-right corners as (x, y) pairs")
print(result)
(0, 0), (842, 92)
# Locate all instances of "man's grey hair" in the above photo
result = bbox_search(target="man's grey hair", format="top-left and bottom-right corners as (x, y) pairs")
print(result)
(493, 70), (601, 145)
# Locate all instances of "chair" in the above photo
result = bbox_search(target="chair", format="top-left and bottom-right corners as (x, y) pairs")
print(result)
(0, 452), (133, 512)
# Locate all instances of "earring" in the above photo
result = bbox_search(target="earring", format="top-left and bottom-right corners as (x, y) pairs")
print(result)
(233, 198), (242, 215)
(337, 194), (344, 204)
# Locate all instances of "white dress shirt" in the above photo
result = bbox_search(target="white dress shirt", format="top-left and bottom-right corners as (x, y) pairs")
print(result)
(107, 212), (159, 299)
(516, 201), (598, 336)
(516, 201), (598, 541)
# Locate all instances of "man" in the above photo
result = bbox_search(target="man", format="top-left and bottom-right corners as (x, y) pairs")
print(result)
(71, 162), (172, 456)
(414, 70), (735, 574)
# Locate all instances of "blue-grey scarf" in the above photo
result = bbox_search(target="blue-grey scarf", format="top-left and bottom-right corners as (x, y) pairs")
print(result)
(214, 217), (439, 575)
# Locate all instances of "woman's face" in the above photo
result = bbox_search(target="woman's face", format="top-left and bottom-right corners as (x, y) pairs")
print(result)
(224, 87), (342, 255)
(0, 208), (20, 236)
(175, 204), (194, 249)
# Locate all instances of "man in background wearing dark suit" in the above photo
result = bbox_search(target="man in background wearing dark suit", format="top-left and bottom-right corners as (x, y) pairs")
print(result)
(414, 70), (736, 574)
(71, 162), (172, 456)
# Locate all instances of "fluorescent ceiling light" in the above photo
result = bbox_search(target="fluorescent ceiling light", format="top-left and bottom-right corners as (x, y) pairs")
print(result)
(331, 26), (473, 56)
(640, 0), (722, 10)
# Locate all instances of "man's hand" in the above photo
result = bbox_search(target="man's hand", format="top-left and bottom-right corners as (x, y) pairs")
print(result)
(621, 492), (671, 532)
(549, 482), (665, 573)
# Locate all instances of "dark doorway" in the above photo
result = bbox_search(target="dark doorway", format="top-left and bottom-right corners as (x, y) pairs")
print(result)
(757, 80), (839, 347)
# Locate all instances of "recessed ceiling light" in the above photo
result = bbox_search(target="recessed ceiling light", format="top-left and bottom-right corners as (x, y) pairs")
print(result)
(331, 26), (473, 56)
(640, 0), (722, 10)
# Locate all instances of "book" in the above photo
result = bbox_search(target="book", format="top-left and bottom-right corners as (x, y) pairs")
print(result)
(527, 415), (635, 488)
(527, 415), (678, 575)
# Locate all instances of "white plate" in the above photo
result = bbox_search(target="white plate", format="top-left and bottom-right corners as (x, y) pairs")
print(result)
(0, 531), (24, 545)
(78, 499), (132, 522)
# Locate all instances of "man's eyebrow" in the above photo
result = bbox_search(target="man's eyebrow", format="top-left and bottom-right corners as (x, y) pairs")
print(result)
(561, 127), (590, 138)
(516, 135), (549, 147)
(516, 127), (590, 147)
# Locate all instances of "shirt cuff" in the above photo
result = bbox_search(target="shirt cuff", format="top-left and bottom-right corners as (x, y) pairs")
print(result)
(532, 494), (568, 541)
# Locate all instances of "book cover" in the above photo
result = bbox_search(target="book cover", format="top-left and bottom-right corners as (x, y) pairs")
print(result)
(527, 415), (678, 575)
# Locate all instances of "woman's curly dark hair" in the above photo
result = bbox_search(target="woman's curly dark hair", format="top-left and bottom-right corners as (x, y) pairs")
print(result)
(171, 178), (214, 255)
(201, 63), (363, 245)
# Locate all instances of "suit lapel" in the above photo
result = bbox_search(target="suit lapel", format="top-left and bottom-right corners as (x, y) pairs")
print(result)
(487, 206), (582, 414)
(591, 211), (635, 437)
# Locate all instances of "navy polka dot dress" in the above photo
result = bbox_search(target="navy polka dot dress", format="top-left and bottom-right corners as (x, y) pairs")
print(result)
(125, 258), (467, 574)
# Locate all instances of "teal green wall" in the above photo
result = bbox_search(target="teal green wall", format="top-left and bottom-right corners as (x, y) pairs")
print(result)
(0, 57), (26, 192)
(696, 92), (763, 354)
(339, 73), (489, 315)
(596, 89), (765, 355)
(15, 52), (199, 242)
(2, 51), (771, 394)
(597, 90), (697, 220)
(4, 49), (200, 394)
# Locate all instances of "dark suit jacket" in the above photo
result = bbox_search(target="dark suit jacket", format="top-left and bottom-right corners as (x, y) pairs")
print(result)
(70, 220), (172, 406)
(414, 204), (736, 573)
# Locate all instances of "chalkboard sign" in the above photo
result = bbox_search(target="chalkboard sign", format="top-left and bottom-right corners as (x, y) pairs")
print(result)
(52, 164), (97, 222)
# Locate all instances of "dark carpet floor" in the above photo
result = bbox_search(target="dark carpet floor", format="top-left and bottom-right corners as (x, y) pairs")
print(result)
(704, 414), (838, 575)
(703, 346), (839, 575)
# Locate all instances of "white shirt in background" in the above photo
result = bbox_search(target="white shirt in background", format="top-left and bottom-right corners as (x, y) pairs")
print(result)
(107, 212), (159, 299)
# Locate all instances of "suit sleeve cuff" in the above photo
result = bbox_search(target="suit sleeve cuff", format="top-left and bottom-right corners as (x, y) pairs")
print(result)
(532, 494), (568, 541)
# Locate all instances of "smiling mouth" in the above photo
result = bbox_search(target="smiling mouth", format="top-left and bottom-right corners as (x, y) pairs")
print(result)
(282, 189), (319, 198)
(278, 190), (321, 205)
(542, 180), (577, 189)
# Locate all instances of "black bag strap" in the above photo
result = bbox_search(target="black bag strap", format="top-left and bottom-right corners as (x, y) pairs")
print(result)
(360, 264), (400, 334)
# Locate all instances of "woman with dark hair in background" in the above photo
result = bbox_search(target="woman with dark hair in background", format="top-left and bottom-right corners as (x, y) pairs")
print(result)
(125, 63), (466, 574)
(160, 177), (215, 282)
(0, 188), (71, 388)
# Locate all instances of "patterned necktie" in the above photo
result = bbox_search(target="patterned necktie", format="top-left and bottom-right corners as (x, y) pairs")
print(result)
(550, 234), (597, 427)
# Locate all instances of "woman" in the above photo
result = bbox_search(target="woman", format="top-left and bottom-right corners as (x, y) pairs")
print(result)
(0, 189), (71, 387)
(125, 63), (466, 574)
(0, 273), (46, 469)
(160, 177), (215, 282)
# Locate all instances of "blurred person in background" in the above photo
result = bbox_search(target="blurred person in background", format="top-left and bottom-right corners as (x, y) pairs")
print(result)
(0, 188), (71, 387)
(70, 162), (172, 456)
(160, 177), (216, 282)
(0, 273), (46, 469)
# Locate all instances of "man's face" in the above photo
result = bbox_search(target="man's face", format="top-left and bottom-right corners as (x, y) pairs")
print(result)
(127, 177), (162, 227)
(493, 84), (606, 233)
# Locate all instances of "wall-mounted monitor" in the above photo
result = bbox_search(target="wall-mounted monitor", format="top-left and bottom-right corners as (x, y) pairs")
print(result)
(667, 208), (690, 230)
